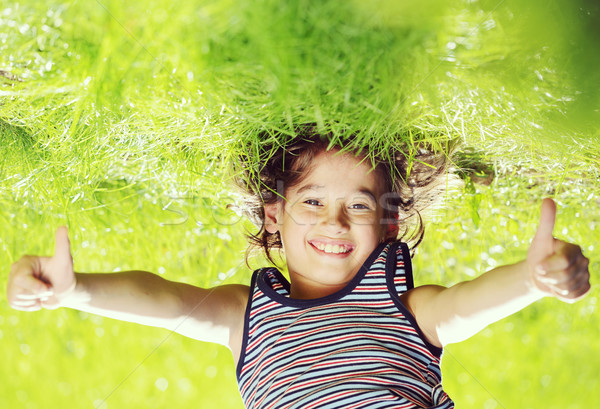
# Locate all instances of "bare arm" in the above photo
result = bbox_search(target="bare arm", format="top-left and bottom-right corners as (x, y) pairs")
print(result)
(7, 227), (249, 357)
(62, 272), (248, 348)
(402, 262), (545, 346)
(403, 199), (591, 347)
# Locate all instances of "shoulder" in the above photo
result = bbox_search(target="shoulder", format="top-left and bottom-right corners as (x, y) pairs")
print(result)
(400, 285), (446, 309)
(209, 284), (251, 321)
(214, 283), (251, 301)
(173, 282), (250, 351)
(399, 285), (447, 348)
(178, 282), (250, 314)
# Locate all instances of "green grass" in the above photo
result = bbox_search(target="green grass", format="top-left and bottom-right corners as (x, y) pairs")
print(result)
(417, 179), (599, 409)
(1, 0), (599, 408)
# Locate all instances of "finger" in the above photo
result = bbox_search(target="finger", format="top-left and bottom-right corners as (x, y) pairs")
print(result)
(536, 241), (583, 274)
(537, 252), (589, 284)
(16, 290), (54, 300)
(572, 280), (592, 302)
(555, 280), (591, 303)
(12, 273), (51, 294)
(533, 198), (557, 245)
(553, 263), (591, 293)
(53, 226), (73, 266)
(11, 301), (42, 312)
(545, 264), (590, 301)
(11, 298), (41, 307)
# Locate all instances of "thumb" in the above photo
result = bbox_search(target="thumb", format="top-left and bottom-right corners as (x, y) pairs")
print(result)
(530, 198), (557, 259)
(44, 226), (75, 300)
(53, 226), (73, 267)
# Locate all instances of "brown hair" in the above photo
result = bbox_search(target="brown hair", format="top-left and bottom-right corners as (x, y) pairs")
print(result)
(235, 124), (455, 265)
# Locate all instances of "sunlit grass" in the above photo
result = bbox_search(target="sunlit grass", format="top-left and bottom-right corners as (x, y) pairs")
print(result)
(1, 0), (599, 408)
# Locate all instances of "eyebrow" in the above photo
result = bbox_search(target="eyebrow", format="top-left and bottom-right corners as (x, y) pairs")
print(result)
(358, 189), (377, 204)
(295, 184), (321, 193)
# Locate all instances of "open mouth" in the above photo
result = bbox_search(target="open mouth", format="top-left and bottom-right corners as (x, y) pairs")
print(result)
(309, 240), (354, 255)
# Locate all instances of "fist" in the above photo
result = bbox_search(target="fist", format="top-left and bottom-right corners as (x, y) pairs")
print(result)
(7, 226), (75, 311)
(528, 199), (591, 303)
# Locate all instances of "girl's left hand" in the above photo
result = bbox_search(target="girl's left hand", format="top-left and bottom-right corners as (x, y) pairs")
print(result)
(527, 198), (591, 303)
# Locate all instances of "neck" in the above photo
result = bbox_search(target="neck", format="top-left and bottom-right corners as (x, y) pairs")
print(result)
(289, 276), (349, 300)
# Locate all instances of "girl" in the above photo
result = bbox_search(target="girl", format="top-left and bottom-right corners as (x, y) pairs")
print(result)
(7, 131), (591, 408)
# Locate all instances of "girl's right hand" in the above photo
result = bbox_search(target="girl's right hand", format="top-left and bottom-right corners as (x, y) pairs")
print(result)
(7, 226), (75, 311)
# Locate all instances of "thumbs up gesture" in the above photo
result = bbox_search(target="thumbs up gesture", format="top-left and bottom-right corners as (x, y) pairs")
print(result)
(528, 199), (591, 303)
(7, 226), (76, 311)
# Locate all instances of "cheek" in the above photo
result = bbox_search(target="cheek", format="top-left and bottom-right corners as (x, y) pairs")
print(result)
(346, 217), (377, 242)
(286, 206), (318, 227)
(358, 221), (386, 244)
(349, 213), (382, 233)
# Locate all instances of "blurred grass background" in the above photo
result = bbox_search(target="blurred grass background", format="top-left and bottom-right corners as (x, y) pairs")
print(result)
(1, 0), (598, 408)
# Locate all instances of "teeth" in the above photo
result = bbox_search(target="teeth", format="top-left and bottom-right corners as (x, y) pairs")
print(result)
(313, 242), (351, 254)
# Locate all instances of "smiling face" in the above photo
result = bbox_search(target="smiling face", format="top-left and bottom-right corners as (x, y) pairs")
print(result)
(264, 150), (395, 299)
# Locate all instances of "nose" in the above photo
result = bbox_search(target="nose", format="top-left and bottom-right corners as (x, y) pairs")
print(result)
(320, 202), (350, 235)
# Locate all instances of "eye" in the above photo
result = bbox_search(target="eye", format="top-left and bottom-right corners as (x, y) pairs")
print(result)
(304, 199), (322, 206)
(349, 203), (371, 210)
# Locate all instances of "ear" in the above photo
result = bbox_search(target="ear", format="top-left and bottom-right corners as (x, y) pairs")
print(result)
(264, 202), (281, 234)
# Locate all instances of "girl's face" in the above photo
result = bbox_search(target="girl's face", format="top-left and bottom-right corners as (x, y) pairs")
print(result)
(265, 150), (394, 299)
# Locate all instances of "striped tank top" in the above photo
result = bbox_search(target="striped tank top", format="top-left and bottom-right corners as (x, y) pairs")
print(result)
(236, 242), (454, 409)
